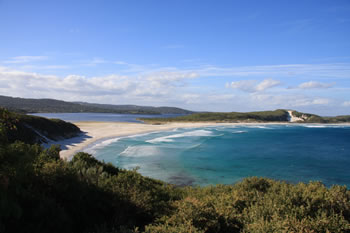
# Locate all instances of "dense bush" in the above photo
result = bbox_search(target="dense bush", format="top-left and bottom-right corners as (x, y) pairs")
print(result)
(0, 142), (181, 233)
(146, 178), (350, 232)
(0, 108), (80, 144)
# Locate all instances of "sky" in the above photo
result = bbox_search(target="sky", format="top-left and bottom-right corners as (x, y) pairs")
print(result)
(0, 0), (350, 116)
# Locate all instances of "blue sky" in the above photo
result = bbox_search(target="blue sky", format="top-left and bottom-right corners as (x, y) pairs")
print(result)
(0, 0), (350, 115)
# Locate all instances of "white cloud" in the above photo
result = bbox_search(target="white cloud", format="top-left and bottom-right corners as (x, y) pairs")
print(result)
(298, 81), (334, 89)
(226, 80), (257, 92)
(180, 94), (201, 104)
(194, 63), (350, 79)
(255, 79), (281, 91)
(0, 68), (198, 102)
(19, 65), (69, 70)
(3, 56), (48, 64)
(0, 64), (347, 115)
(227, 79), (281, 92)
(81, 58), (110, 67)
(311, 98), (330, 105)
(343, 101), (350, 107)
(250, 94), (331, 107)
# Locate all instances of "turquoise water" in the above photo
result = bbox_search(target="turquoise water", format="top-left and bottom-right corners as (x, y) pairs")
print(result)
(88, 124), (350, 187)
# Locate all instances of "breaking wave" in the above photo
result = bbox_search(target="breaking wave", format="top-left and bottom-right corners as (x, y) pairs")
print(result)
(147, 130), (214, 143)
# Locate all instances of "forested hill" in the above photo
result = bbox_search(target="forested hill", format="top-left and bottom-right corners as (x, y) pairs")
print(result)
(74, 102), (192, 114)
(0, 95), (193, 115)
(0, 108), (81, 144)
(141, 109), (350, 123)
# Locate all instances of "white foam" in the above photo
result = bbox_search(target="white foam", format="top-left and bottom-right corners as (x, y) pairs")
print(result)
(84, 131), (162, 154)
(245, 125), (271, 129)
(125, 131), (159, 138)
(84, 138), (121, 154)
(302, 124), (350, 128)
(146, 129), (213, 143)
(214, 126), (237, 132)
(232, 130), (247, 134)
(120, 145), (160, 157)
(302, 125), (326, 128)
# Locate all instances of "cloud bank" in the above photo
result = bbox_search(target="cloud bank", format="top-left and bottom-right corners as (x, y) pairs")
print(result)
(226, 79), (281, 92)
(298, 81), (334, 89)
(1, 61), (349, 115)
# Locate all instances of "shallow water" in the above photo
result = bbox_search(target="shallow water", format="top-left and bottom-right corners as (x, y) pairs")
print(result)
(88, 124), (350, 187)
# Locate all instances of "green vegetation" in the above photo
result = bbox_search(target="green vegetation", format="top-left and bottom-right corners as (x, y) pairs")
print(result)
(290, 110), (326, 123)
(141, 109), (350, 124)
(141, 109), (291, 123)
(0, 95), (192, 115)
(1, 109), (349, 232)
(0, 108), (80, 144)
(324, 115), (350, 123)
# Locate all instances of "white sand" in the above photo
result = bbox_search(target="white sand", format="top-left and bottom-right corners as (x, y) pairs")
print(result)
(287, 110), (306, 122)
(55, 121), (350, 160)
(58, 122), (230, 159)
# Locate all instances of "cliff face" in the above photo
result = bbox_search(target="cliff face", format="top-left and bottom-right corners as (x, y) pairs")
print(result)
(0, 108), (81, 144)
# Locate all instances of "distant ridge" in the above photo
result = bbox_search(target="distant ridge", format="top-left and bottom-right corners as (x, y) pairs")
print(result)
(141, 109), (350, 123)
(0, 95), (193, 115)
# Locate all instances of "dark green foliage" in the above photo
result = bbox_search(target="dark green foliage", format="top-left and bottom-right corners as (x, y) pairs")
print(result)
(146, 178), (350, 232)
(0, 142), (181, 233)
(324, 115), (350, 123)
(0, 107), (81, 144)
(0, 95), (192, 115)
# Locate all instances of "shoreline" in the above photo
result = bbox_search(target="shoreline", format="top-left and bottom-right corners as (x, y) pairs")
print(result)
(55, 121), (350, 160)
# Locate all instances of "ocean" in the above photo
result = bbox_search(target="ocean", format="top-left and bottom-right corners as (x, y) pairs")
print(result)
(86, 124), (350, 187)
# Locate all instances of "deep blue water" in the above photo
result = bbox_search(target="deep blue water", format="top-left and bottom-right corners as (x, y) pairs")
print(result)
(30, 112), (184, 123)
(88, 124), (350, 187)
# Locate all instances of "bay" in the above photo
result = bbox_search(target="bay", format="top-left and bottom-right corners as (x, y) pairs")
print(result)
(89, 124), (350, 187)
(30, 112), (184, 123)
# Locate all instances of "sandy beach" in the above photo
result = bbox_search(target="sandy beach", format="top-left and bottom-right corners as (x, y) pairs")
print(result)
(55, 121), (350, 160)
(57, 121), (234, 159)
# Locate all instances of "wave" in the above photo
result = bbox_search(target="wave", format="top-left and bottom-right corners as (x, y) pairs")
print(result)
(302, 125), (327, 128)
(213, 126), (237, 132)
(120, 145), (161, 157)
(147, 129), (214, 143)
(302, 124), (350, 128)
(84, 138), (121, 154)
(232, 130), (247, 134)
(244, 125), (272, 129)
